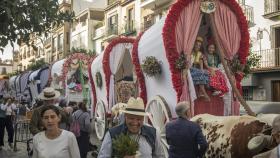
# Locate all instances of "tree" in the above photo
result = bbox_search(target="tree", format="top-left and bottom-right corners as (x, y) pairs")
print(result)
(0, 0), (74, 52)
(27, 58), (47, 71)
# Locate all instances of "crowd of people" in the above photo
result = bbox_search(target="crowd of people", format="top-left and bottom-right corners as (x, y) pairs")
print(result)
(1, 86), (280, 158)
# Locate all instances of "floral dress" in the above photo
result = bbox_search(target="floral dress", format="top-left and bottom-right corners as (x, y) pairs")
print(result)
(190, 51), (209, 85)
(206, 54), (228, 95)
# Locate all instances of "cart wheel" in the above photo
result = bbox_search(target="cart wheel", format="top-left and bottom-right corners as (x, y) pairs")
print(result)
(94, 100), (107, 140)
(145, 95), (171, 158)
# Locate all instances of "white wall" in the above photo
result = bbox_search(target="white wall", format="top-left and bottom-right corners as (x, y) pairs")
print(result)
(246, 0), (279, 51)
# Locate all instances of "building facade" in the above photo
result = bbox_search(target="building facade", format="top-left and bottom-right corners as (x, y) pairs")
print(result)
(71, 0), (106, 55)
(242, 0), (280, 102)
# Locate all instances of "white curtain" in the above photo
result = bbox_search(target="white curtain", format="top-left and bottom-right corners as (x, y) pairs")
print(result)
(108, 43), (133, 111)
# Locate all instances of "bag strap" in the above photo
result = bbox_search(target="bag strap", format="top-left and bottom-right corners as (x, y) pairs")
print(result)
(74, 112), (84, 121)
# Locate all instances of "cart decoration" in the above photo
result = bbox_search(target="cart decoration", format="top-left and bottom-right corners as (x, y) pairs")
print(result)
(132, 32), (147, 104)
(162, 0), (252, 116)
(141, 56), (162, 77)
(102, 37), (135, 108)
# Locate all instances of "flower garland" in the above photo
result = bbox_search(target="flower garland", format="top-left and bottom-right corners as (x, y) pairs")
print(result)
(61, 53), (92, 88)
(88, 56), (97, 109)
(162, 0), (249, 100)
(132, 32), (147, 104)
(102, 37), (135, 103)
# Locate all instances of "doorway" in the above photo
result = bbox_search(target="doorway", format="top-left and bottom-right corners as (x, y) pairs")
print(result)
(272, 80), (280, 102)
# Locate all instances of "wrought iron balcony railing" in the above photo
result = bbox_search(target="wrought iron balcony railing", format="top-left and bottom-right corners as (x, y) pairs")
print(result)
(106, 24), (118, 37)
(252, 48), (280, 71)
(240, 4), (255, 27)
(265, 0), (280, 14)
(123, 20), (136, 35)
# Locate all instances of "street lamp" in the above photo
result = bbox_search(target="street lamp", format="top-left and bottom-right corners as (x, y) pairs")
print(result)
(257, 28), (263, 51)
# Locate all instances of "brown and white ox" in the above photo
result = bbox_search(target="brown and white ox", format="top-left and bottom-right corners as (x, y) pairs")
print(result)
(191, 114), (278, 158)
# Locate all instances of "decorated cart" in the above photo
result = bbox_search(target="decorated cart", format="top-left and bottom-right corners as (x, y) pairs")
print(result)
(90, 0), (254, 157)
(28, 67), (49, 104)
(90, 37), (137, 140)
(50, 53), (94, 104)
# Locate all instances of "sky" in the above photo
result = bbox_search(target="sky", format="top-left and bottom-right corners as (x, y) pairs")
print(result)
(1, 42), (19, 60)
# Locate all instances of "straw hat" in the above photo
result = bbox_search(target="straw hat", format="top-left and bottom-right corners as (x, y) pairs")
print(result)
(196, 36), (204, 43)
(248, 134), (271, 154)
(38, 87), (60, 100)
(122, 97), (147, 116)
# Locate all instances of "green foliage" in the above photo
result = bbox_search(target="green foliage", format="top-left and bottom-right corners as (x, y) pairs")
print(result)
(141, 56), (162, 77)
(112, 133), (138, 157)
(27, 58), (47, 71)
(0, 0), (74, 51)
(230, 52), (261, 77)
(175, 52), (186, 70)
(69, 47), (96, 56)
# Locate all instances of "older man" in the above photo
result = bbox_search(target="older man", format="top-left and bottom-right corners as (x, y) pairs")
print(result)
(166, 102), (208, 158)
(29, 87), (70, 135)
(98, 97), (164, 158)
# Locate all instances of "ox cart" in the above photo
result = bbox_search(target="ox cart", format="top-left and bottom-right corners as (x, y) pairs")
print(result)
(90, 0), (254, 157)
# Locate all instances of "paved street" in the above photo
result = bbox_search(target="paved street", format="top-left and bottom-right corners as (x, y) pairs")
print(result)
(0, 121), (102, 158)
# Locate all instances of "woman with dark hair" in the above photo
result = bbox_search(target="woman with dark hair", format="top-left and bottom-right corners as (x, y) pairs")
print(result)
(32, 105), (80, 158)
(72, 102), (91, 158)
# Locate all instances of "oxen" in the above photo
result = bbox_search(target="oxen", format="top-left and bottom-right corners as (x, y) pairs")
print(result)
(191, 114), (275, 158)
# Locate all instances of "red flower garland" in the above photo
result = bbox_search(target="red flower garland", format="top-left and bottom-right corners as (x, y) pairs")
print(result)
(132, 32), (147, 104)
(61, 53), (92, 88)
(102, 37), (135, 103)
(88, 57), (97, 110)
(162, 0), (249, 100)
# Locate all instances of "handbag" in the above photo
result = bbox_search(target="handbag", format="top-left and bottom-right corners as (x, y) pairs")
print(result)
(0, 108), (6, 118)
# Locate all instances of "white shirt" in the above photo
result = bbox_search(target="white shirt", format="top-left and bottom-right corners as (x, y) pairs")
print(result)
(0, 103), (17, 115)
(33, 130), (80, 158)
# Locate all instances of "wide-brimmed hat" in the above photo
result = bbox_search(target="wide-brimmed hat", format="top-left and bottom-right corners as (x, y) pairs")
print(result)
(38, 87), (60, 100)
(248, 134), (271, 154)
(121, 97), (147, 116)
(196, 36), (204, 43)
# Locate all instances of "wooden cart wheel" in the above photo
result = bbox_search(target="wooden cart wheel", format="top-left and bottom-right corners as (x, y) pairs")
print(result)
(94, 100), (107, 140)
(145, 95), (172, 158)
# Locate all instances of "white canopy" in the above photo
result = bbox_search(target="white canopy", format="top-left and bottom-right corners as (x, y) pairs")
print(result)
(138, 17), (177, 117)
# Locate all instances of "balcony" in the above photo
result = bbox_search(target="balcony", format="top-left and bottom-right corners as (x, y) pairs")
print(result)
(141, 15), (155, 31)
(239, 4), (255, 27)
(263, 0), (280, 19)
(251, 48), (280, 72)
(106, 24), (118, 37)
(92, 26), (105, 40)
(122, 20), (136, 35)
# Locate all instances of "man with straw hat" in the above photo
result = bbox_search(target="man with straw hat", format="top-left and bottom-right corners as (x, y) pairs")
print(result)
(252, 115), (280, 158)
(98, 97), (164, 158)
(29, 87), (70, 135)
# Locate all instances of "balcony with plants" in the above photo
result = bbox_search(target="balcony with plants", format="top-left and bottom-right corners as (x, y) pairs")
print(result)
(251, 48), (280, 72)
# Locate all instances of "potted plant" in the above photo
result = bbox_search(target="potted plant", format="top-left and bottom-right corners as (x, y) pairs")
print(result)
(112, 133), (139, 158)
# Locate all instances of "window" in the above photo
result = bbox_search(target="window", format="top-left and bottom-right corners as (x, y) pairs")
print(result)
(108, 14), (118, 35)
(52, 37), (57, 52)
(58, 33), (64, 51)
